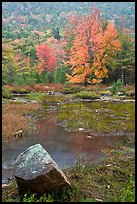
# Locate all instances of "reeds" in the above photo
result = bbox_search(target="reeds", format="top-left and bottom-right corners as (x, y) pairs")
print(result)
(2, 103), (41, 141)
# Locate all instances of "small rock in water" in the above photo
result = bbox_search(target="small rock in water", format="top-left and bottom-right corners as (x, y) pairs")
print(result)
(95, 198), (103, 202)
(14, 130), (23, 138)
(117, 91), (124, 96)
(3, 165), (8, 170)
(78, 128), (84, 131)
(31, 100), (37, 103)
(8, 177), (13, 181)
(106, 164), (112, 167)
(87, 135), (92, 139)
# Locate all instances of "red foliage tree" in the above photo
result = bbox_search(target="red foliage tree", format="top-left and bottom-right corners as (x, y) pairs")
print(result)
(35, 43), (56, 74)
(46, 37), (66, 68)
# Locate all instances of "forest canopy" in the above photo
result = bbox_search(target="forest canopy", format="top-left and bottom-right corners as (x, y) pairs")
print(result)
(2, 2), (135, 85)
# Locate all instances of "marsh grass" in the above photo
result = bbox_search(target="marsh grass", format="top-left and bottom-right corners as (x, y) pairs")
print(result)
(57, 101), (135, 134)
(2, 103), (41, 142)
(41, 94), (73, 103)
(2, 181), (19, 202)
(2, 112), (30, 140)
(25, 92), (45, 101)
(64, 148), (135, 202)
(62, 86), (84, 94)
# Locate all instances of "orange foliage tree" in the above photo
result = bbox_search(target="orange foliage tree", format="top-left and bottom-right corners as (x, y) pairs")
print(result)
(65, 7), (121, 85)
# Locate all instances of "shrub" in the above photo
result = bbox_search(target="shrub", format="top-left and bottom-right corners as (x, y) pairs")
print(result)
(123, 85), (135, 97)
(4, 84), (14, 91)
(14, 88), (29, 94)
(126, 90), (135, 97)
(2, 87), (12, 99)
(109, 79), (123, 95)
(10, 85), (32, 94)
(62, 86), (84, 94)
(26, 92), (45, 101)
(75, 91), (100, 99)
(100, 90), (112, 96)
(4, 85), (34, 94)
(33, 84), (46, 92)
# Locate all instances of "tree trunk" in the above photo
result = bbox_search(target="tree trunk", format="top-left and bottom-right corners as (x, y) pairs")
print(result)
(121, 69), (124, 85)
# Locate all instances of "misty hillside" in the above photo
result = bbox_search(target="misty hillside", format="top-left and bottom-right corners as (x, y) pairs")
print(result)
(2, 2), (135, 35)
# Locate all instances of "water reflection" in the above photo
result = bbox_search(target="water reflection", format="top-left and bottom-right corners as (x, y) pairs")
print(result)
(2, 101), (134, 183)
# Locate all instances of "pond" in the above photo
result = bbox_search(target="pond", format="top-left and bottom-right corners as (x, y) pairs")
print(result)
(2, 100), (135, 184)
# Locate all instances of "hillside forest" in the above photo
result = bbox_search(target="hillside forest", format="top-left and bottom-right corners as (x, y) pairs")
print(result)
(2, 2), (135, 87)
(2, 2), (135, 202)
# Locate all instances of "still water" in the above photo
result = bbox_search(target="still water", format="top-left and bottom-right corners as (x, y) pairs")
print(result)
(2, 101), (134, 183)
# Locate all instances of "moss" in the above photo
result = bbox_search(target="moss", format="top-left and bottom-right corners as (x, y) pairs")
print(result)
(57, 101), (135, 134)
(41, 94), (72, 103)
(26, 92), (45, 101)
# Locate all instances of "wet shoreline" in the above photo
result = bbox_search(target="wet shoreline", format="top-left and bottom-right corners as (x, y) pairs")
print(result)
(2, 97), (135, 185)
